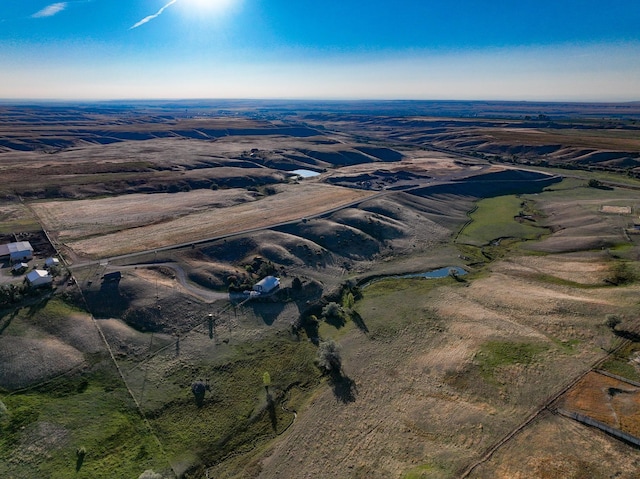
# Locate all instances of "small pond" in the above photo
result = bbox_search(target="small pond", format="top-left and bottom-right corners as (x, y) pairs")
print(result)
(399, 266), (467, 279)
(363, 266), (467, 289)
(289, 169), (321, 178)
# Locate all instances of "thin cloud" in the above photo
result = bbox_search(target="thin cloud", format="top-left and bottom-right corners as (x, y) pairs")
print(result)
(130, 0), (178, 30)
(32, 2), (68, 18)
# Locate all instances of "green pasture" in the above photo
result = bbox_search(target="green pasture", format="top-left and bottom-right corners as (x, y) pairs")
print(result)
(476, 340), (550, 384)
(456, 195), (546, 246)
(139, 333), (320, 475)
(0, 364), (167, 479)
(356, 276), (456, 341)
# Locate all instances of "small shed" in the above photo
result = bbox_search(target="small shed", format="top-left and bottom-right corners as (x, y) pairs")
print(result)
(0, 241), (33, 263)
(12, 262), (28, 274)
(253, 276), (280, 294)
(45, 257), (60, 268)
(26, 269), (52, 287)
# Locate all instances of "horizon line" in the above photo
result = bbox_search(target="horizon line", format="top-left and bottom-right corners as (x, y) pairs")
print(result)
(1, 97), (639, 105)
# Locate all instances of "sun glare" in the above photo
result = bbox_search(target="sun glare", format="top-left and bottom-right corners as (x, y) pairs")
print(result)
(180, 0), (240, 15)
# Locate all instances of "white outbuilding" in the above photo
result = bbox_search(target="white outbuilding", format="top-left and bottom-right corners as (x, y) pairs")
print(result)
(26, 269), (52, 287)
(45, 257), (60, 268)
(253, 276), (280, 294)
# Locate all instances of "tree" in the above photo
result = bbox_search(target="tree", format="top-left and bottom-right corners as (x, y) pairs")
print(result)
(316, 339), (342, 374)
(191, 380), (210, 407)
(605, 314), (622, 330)
(322, 302), (343, 319)
(344, 292), (355, 309)
(291, 277), (303, 291)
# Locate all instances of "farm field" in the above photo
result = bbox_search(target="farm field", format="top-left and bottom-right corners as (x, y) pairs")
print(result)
(33, 182), (376, 260)
(2, 102), (640, 479)
(558, 371), (640, 437)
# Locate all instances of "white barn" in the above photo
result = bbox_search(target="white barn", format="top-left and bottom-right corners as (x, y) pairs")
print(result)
(253, 276), (280, 294)
(26, 269), (52, 287)
(0, 241), (33, 263)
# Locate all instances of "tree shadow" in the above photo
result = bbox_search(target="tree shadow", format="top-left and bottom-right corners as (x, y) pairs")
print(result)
(0, 309), (20, 335)
(350, 310), (369, 334)
(324, 314), (346, 329)
(248, 301), (286, 326)
(614, 329), (640, 342)
(75, 449), (86, 472)
(300, 317), (320, 345)
(27, 297), (49, 318)
(266, 391), (277, 431)
(329, 370), (357, 404)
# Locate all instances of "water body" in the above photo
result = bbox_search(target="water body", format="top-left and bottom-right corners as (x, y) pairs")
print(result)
(362, 266), (467, 289)
(289, 169), (321, 178)
(399, 266), (467, 279)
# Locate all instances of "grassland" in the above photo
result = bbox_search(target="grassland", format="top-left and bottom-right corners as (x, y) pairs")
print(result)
(234, 179), (640, 479)
(35, 183), (375, 260)
(456, 195), (546, 246)
(3, 104), (640, 479)
(0, 299), (170, 479)
(0, 202), (41, 234)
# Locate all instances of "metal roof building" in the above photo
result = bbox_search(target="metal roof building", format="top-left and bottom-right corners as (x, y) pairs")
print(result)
(26, 269), (52, 287)
(0, 241), (34, 263)
(253, 276), (280, 294)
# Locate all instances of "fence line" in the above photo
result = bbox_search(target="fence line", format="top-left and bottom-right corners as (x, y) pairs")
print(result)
(556, 408), (640, 448)
(594, 369), (640, 388)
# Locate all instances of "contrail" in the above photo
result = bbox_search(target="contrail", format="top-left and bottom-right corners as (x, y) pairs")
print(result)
(32, 2), (68, 18)
(130, 0), (178, 30)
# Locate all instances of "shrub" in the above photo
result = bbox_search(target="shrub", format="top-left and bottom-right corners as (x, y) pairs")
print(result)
(607, 262), (635, 285)
(322, 302), (343, 319)
(605, 314), (622, 330)
(316, 339), (342, 373)
(138, 471), (163, 479)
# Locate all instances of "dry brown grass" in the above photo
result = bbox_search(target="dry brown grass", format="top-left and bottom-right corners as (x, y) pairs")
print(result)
(480, 127), (640, 151)
(38, 183), (374, 259)
(470, 410), (640, 479)
(559, 371), (640, 436)
(0, 337), (85, 390)
(32, 189), (259, 239)
(237, 247), (635, 479)
(492, 253), (611, 285)
(601, 205), (632, 214)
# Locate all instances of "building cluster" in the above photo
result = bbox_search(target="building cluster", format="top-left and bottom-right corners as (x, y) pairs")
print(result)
(0, 240), (60, 288)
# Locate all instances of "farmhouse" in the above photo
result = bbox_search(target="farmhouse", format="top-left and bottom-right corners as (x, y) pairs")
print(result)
(253, 276), (280, 294)
(0, 241), (33, 263)
(26, 269), (52, 287)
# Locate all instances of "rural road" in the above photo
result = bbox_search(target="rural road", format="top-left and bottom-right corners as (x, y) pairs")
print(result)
(117, 262), (230, 303)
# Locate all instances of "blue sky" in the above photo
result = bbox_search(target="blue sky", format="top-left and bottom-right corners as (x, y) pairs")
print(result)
(1, 1), (639, 101)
